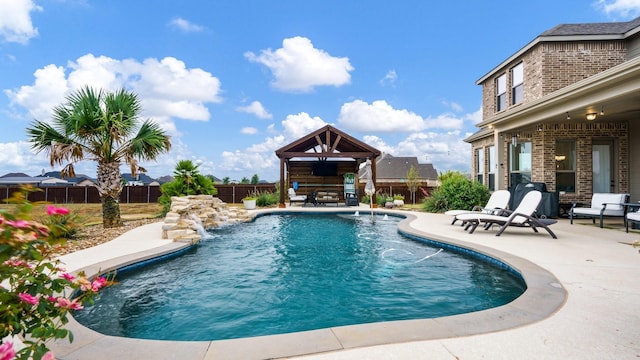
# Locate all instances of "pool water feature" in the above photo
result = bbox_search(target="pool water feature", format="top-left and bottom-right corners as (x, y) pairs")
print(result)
(73, 213), (526, 341)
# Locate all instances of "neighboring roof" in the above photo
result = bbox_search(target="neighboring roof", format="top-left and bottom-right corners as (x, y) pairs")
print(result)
(477, 16), (640, 84)
(156, 175), (174, 184)
(0, 176), (67, 185)
(0, 172), (30, 178)
(275, 125), (381, 161)
(42, 171), (93, 184)
(359, 154), (438, 180)
(121, 173), (158, 185)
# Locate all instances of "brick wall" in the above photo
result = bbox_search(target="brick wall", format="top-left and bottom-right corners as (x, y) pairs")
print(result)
(540, 41), (626, 95)
(470, 122), (629, 205)
(481, 41), (627, 119)
(538, 122), (628, 204)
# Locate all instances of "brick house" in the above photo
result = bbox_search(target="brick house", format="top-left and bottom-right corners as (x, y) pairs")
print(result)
(467, 17), (640, 206)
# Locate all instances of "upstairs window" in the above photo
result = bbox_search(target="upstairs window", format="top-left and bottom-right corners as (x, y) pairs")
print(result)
(511, 62), (523, 105)
(496, 74), (507, 111)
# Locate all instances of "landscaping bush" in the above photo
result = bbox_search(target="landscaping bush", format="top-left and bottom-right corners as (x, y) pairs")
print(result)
(256, 191), (279, 207)
(39, 209), (84, 239)
(423, 171), (490, 213)
(158, 160), (218, 215)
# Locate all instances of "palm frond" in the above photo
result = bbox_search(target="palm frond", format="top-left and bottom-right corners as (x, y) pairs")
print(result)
(26, 120), (67, 153)
(122, 120), (172, 161)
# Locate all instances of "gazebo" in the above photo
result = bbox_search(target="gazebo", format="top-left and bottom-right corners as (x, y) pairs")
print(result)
(274, 125), (381, 207)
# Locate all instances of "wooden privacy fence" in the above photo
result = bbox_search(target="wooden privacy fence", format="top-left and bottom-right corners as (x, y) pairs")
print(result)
(1, 186), (162, 204)
(1, 182), (432, 205)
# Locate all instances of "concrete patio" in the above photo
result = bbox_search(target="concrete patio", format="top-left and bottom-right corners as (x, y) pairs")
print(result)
(51, 206), (640, 359)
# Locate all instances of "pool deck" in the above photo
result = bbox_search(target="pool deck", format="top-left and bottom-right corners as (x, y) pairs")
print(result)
(50, 205), (640, 359)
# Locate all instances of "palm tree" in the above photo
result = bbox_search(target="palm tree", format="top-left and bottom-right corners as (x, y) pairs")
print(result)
(26, 86), (171, 228)
(173, 159), (199, 195)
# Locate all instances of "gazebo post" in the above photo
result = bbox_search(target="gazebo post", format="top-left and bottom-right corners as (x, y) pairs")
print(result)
(279, 157), (286, 208)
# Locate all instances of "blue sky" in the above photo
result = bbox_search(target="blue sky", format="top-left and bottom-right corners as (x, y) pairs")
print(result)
(1, 0), (639, 181)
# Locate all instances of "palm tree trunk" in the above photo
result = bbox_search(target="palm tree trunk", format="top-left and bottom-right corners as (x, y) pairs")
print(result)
(96, 161), (123, 228)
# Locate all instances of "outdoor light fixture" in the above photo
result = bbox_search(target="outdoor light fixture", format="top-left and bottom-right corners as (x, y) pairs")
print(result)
(566, 112), (571, 120)
(537, 124), (543, 132)
(586, 113), (598, 121)
(600, 106), (605, 116)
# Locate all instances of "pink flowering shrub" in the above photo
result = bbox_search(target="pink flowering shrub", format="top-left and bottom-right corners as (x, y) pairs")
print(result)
(0, 189), (110, 360)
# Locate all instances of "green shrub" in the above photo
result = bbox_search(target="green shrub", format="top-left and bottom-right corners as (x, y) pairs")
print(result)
(40, 209), (84, 239)
(361, 194), (385, 205)
(423, 171), (490, 213)
(256, 191), (279, 207)
(158, 160), (218, 215)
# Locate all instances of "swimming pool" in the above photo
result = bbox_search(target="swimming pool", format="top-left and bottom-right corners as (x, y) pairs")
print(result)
(73, 213), (526, 341)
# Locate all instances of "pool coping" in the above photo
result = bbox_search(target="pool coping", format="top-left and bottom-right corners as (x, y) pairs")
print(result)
(49, 209), (567, 360)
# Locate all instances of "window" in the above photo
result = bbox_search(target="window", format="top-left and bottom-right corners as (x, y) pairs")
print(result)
(476, 148), (484, 184)
(488, 146), (496, 191)
(511, 62), (523, 105)
(509, 141), (531, 186)
(496, 74), (507, 111)
(555, 140), (576, 192)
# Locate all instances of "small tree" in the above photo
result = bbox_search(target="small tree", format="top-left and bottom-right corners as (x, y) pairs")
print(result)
(222, 177), (231, 185)
(240, 177), (250, 184)
(250, 174), (260, 184)
(423, 170), (490, 213)
(405, 165), (422, 206)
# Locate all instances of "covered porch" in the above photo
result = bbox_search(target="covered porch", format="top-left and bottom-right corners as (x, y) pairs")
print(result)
(274, 125), (381, 207)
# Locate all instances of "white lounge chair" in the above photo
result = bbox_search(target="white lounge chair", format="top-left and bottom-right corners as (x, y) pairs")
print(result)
(625, 203), (640, 233)
(288, 188), (307, 206)
(569, 193), (629, 228)
(445, 190), (511, 225)
(456, 190), (558, 239)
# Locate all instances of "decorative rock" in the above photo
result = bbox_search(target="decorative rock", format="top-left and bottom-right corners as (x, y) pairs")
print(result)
(161, 195), (252, 243)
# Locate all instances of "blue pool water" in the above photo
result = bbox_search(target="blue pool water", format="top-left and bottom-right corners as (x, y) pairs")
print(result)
(73, 213), (526, 341)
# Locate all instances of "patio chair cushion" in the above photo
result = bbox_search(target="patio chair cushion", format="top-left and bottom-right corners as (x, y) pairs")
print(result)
(571, 193), (627, 217)
(570, 193), (630, 228)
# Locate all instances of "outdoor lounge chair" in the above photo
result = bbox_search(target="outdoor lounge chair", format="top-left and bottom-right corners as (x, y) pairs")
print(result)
(625, 203), (640, 233)
(288, 188), (307, 206)
(445, 190), (511, 225)
(455, 190), (558, 239)
(569, 193), (629, 228)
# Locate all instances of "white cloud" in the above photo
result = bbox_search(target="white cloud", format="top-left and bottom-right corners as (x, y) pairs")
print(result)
(245, 36), (354, 92)
(467, 107), (483, 124)
(339, 100), (463, 133)
(380, 70), (397, 86)
(219, 150), (279, 174)
(241, 127), (258, 135)
(442, 99), (463, 113)
(362, 131), (471, 173)
(595, 0), (640, 18)
(211, 112), (327, 180)
(281, 112), (327, 140)
(0, 141), (42, 170)
(236, 100), (273, 119)
(3, 64), (68, 121)
(168, 17), (205, 32)
(0, 0), (41, 44)
(5, 54), (223, 135)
